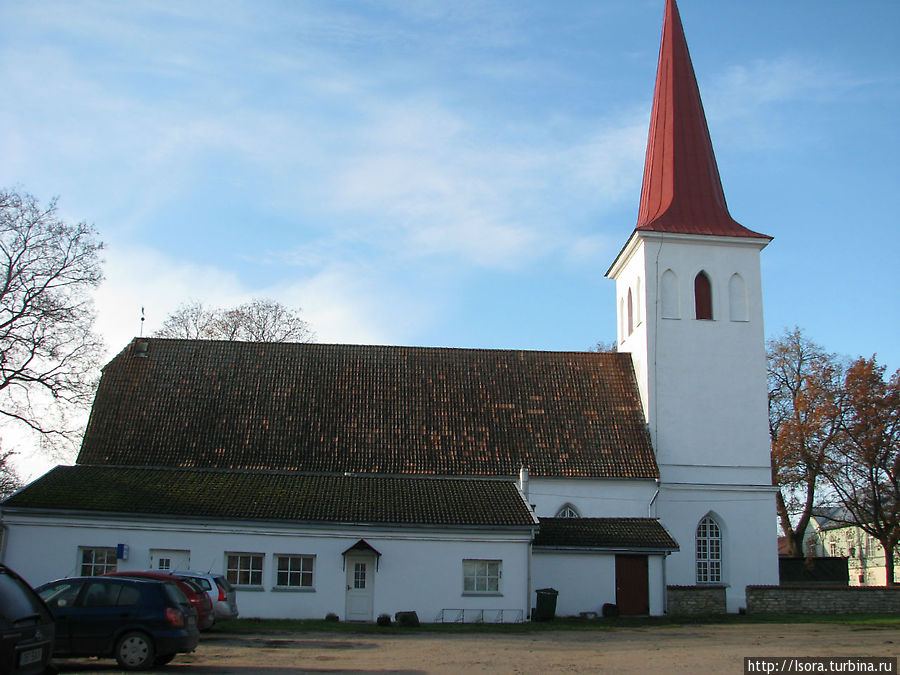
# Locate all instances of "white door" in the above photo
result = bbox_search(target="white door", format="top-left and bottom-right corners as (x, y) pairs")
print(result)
(345, 555), (375, 622)
(149, 549), (190, 571)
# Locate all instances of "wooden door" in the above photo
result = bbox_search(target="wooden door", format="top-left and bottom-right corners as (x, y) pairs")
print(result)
(615, 554), (649, 615)
(345, 555), (375, 622)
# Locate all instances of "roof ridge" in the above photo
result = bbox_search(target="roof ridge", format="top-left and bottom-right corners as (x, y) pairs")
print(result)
(128, 337), (626, 357)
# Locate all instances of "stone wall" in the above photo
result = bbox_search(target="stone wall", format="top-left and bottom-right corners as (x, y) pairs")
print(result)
(746, 585), (900, 614)
(666, 585), (727, 615)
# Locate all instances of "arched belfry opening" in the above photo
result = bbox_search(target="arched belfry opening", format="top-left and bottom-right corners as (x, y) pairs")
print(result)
(694, 271), (712, 320)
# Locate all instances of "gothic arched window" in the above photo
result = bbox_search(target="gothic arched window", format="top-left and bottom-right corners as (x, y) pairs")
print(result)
(555, 504), (580, 518)
(696, 515), (722, 583)
(661, 269), (679, 319)
(635, 277), (642, 326)
(728, 273), (747, 322)
(627, 289), (634, 335)
(694, 271), (713, 320)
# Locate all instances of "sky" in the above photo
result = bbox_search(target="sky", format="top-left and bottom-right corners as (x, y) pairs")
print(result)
(1, 0), (898, 478)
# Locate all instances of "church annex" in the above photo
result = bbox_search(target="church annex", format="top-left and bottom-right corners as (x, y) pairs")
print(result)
(1, 0), (778, 619)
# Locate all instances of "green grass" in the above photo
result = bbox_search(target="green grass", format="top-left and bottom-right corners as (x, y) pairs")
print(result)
(209, 613), (900, 635)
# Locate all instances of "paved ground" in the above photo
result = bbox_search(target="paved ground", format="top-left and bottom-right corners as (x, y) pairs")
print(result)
(52, 623), (899, 674)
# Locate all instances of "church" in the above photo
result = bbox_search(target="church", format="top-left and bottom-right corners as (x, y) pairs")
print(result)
(0, 0), (778, 620)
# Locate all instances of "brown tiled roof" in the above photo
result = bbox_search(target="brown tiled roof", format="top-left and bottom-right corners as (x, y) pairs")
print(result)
(77, 339), (657, 479)
(3, 465), (536, 528)
(533, 518), (678, 551)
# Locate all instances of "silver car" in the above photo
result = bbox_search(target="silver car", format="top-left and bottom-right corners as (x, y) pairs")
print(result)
(174, 571), (238, 622)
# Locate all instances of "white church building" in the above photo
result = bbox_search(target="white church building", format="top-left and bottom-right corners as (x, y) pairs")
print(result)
(0, 0), (778, 620)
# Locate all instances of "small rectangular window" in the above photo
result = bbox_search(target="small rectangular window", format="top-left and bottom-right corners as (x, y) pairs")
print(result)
(79, 547), (117, 576)
(274, 555), (315, 589)
(462, 559), (501, 594)
(226, 553), (264, 587)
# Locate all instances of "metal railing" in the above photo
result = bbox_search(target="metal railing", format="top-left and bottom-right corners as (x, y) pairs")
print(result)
(436, 608), (524, 624)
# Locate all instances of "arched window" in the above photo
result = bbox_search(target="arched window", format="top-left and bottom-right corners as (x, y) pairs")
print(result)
(627, 289), (634, 335)
(694, 271), (713, 320)
(635, 277), (642, 326)
(661, 269), (679, 319)
(555, 504), (580, 518)
(696, 516), (722, 583)
(728, 273), (748, 322)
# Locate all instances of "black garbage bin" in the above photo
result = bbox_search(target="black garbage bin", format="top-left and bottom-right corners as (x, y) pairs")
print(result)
(533, 587), (558, 621)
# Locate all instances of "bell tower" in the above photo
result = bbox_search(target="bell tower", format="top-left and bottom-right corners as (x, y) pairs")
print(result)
(606, 0), (778, 610)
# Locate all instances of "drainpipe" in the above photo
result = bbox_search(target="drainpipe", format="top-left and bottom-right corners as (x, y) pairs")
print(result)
(519, 466), (533, 620)
(648, 478), (660, 517)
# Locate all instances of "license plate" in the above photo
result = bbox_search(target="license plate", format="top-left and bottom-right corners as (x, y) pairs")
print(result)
(19, 647), (43, 667)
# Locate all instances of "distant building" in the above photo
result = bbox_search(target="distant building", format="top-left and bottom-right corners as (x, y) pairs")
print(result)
(1, 0), (778, 619)
(806, 508), (900, 587)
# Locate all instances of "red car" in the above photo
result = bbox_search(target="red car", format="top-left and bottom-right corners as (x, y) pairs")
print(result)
(104, 572), (215, 631)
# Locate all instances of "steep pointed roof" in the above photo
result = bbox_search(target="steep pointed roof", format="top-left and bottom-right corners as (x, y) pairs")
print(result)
(635, 0), (769, 239)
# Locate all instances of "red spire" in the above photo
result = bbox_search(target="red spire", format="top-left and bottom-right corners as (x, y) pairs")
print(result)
(636, 0), (768, 238)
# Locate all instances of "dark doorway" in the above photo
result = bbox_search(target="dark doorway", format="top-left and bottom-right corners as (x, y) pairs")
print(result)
(615, 554), (649, 615)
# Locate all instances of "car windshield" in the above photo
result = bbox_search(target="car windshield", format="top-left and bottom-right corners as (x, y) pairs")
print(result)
(38, 580), (84, 609)
(0, 570), (47, 623)
(183, 576), (212, 591)
(181, 578), (204, 593)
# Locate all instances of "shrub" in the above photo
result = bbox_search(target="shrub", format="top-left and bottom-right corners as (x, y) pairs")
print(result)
(376, 613), (392, 627)
(324, 613), (340, 622)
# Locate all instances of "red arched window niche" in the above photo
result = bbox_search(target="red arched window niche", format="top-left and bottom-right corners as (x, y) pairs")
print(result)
(694, 271), (713, 320)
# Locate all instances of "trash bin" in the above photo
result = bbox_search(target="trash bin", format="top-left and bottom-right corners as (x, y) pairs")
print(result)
(533, 587), (558, 621)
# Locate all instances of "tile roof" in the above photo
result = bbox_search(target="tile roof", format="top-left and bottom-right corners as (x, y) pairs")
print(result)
(533, 517), (679, 551)
(77, 339), (658, 480)
(2, 465), (537, 528)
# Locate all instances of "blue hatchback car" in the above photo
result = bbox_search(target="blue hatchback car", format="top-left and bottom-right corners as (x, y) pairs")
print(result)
(36, 576), (199, 670)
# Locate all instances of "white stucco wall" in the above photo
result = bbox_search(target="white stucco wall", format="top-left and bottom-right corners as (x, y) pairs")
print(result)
(527, 478), (658, 519)
(609, 232), (772, 484)
(607, 231), (779, 610)
(0, 513), (533, 622)
(657, 484), (778, 612)
(532, 551), (666, 616)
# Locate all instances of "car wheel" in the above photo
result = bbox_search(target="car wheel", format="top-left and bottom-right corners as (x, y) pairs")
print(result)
(154, 653), (176, 666)
(115, 631), (155, 670)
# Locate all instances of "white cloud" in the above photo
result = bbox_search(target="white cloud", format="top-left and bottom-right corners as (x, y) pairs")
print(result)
(93, 243), (247, 355)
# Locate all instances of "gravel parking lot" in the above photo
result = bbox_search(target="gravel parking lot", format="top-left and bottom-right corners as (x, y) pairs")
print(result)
(52, 623), (899, 674)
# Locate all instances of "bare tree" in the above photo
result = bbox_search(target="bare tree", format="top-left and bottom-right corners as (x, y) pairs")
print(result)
(0, 449), (23, 499)
(154, 300), (220, 339)
(590, 339), (618, 353)
(768, 327), (844, 557)
(155, 298), (314, 343)
(826, 356), (900, 584)
(0, 188), (104, 446)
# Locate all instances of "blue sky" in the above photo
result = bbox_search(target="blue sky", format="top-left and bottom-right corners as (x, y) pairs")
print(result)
(1, 1), (898, 472)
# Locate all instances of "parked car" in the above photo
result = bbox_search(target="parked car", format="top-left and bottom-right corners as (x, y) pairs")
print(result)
(174, 571), (239, 621)
(105, 571), (215, 631)
(0, 564), (55, 675)
(36, 576), (199, 670)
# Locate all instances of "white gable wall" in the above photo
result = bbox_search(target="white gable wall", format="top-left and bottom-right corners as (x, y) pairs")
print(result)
(527, 478), (658, 519)
(1, 512), (533, 622)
